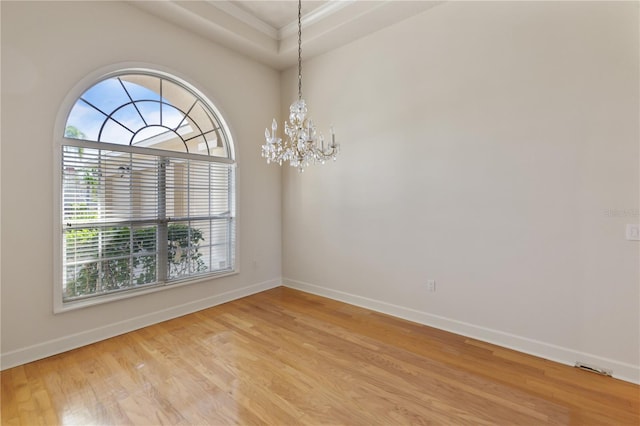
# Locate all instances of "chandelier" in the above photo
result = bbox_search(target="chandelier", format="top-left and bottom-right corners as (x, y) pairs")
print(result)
(262, 0), (339, 172)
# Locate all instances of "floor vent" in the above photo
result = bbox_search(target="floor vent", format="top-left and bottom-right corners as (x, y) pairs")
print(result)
(574, 362), (613, 377)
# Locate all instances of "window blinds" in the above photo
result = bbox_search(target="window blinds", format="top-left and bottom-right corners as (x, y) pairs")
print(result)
(62, 144), (235, 301)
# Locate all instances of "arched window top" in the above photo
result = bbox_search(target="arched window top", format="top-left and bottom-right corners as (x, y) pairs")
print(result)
(64, 72), (233, 159)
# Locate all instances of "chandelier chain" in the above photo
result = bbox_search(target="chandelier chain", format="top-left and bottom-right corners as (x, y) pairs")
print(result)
(297, 0), (302, 101)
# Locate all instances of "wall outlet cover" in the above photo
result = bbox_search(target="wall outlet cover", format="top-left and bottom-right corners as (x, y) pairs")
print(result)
(626, 224), (640, 241)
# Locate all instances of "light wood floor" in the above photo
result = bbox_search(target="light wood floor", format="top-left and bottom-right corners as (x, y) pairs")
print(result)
(2, 287), (639, 425)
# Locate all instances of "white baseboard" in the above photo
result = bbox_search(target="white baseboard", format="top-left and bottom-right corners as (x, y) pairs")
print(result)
(5, 277), (638, 385)
(283, 278), (640, 385)
(0, 278), (281, 371)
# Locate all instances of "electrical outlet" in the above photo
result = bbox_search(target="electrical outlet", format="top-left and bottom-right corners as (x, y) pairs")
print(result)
(426, 280), (436, 292)
(626, 224), (640, 241)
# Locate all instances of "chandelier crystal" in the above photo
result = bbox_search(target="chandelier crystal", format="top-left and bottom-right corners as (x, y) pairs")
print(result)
(262, 0), (339, 172)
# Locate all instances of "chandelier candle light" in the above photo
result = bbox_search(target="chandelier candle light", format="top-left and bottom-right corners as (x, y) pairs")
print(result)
(262, 0), (339, 172)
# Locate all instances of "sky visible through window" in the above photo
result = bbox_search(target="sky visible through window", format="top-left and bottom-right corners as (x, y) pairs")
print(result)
(66, 77), (184, 145)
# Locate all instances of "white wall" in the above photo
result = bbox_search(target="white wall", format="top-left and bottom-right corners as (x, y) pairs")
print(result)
(1, 1), (282, 367)
(282, 1), (640, 382)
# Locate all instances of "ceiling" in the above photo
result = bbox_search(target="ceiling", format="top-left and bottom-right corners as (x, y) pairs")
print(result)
(230, 1), (329, 30)
(130, 0), (442, 70)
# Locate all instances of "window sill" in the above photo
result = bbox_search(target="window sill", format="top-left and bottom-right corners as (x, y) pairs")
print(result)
(54, 270), (238, 314)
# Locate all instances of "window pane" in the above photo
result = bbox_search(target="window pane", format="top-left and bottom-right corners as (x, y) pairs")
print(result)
(174, 120), (199, 143)
(101, 227), (131, 257)
(112, 104), (146, 133)
(64, 227), (99, 263)
(211, 218), (232, 271)
(186, 135), (207, 156)
(63, 223), (160, 299)
(208, 128), (228, 157)
(132, 126), (173, 147)
(189, 102), (215, 133)
(162, 104), (186, 130)
(167, 222), (207, 280)
(81, 78), (130, 115)
(132, 226), (158, 286)
(100, 118), (134, 145)
(131, 160), (159, 219)
(120, 75), (161, 102)
(211, 164), (231, 215)
(133, 255), (157, 285)
(62, 147), (101, 224)
(193, 245), (212, 274)
(100, 258), (132, 291)
(137, 100), (161, 126)
(162, 79), (196, 115)
(166, 160), (187, 218)
(65, 263), (99, 299)
(65, 100), (105, 141)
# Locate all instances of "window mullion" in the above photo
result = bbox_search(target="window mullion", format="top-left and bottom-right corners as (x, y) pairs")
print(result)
(97, 149), (104, 293)
(129, 153), (134, 287)
(187, 160), (192, 275)
(227, 166), (233, 267)
(209, 162), (213, 273)
(157, 157), (168, 282)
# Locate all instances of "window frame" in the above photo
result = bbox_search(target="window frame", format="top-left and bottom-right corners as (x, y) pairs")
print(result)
(53, 67), (238, 313)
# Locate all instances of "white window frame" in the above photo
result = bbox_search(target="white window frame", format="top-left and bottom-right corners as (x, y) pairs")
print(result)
(53, 66), (238, 313)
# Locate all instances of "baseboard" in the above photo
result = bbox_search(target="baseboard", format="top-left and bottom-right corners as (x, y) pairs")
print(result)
(0, 278), (281, 371)
(283, 278), (640, 385)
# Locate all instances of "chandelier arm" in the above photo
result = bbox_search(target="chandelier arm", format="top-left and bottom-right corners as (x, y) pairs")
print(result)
(316, 146), (339, 158)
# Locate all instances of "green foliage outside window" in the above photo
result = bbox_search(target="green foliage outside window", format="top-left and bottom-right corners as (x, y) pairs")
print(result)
(65, 223), (206, 299)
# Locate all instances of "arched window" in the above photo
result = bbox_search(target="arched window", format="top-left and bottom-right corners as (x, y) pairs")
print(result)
(58, 70), (236, 309)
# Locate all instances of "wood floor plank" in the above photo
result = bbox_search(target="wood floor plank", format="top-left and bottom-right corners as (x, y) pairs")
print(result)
(1, 287), (638, 425)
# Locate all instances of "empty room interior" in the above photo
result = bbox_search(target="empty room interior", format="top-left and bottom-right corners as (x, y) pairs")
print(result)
(1, 0), (639, 424)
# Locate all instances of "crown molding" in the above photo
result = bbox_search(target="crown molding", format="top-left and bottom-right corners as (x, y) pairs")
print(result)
(205, 0), (279, 39)
(128, 1), (443, 70)
(279, 0), (356, 40)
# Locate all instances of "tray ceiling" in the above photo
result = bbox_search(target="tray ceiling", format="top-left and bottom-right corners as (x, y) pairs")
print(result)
(230, 1), (329, 30)
(130, 0), (442, 70)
